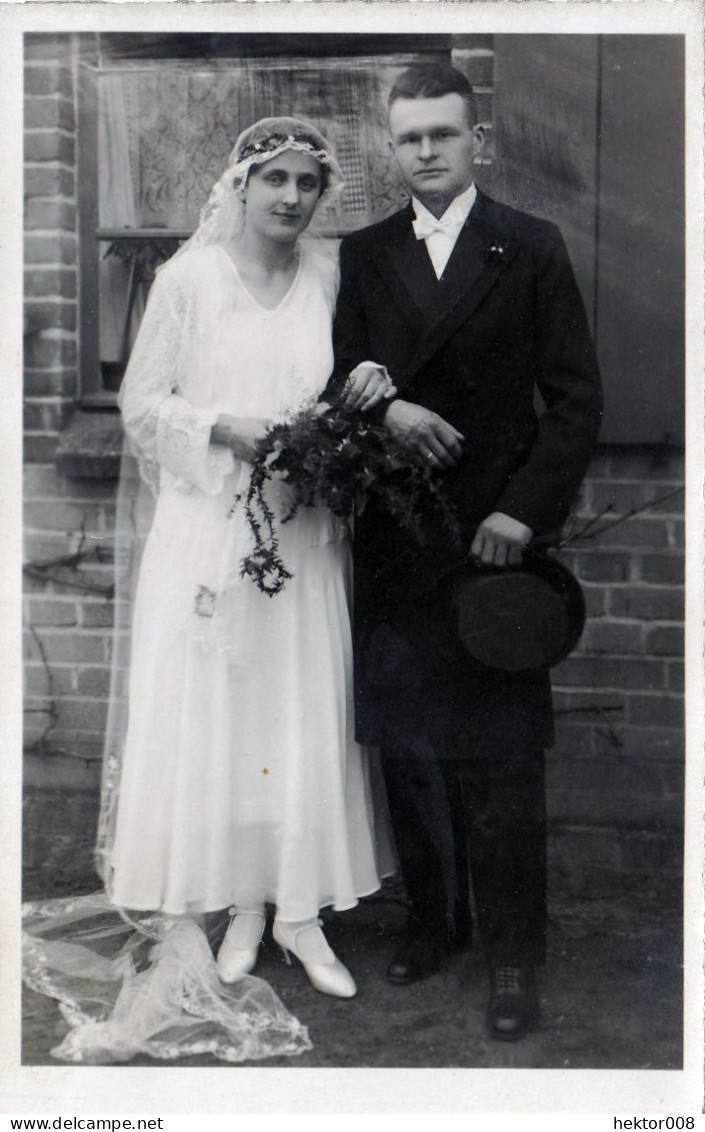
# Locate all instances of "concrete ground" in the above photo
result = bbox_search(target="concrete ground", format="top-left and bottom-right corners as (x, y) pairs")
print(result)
(22, 878), (682, 1070)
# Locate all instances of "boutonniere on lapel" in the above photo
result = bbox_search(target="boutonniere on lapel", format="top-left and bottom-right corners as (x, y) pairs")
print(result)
(485, 242), (508, 265)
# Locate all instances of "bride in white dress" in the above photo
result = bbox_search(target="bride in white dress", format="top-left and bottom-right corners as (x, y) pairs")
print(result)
(22, 118), (393, 1063)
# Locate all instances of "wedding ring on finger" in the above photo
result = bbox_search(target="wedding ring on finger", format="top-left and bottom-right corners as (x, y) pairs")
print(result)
(427, 450), (434, 460)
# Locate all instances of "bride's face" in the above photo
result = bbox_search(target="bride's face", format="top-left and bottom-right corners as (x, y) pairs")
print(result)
(242, 150), (324, 244)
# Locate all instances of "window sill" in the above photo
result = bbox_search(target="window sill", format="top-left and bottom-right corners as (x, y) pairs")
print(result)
(55, 409), (123, 479)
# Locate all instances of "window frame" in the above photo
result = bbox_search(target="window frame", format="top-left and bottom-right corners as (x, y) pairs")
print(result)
(75, 32), (453, 406)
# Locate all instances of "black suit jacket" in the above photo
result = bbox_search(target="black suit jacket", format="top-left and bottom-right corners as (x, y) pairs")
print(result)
(329, 190), (603, 755)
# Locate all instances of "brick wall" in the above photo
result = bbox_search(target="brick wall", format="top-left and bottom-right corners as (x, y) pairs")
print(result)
(24, 34), (117, 768)
(549, 449), (684, 899)
(21, 35), (685, 902)
(24, 34), (78, 462)
(23, 35), (117, 891)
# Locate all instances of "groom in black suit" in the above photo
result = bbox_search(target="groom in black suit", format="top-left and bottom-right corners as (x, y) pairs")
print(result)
(329, 63), (603, 1039)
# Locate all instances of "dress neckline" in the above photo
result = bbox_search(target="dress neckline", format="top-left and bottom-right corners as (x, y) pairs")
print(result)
(215, 244), (303, 312)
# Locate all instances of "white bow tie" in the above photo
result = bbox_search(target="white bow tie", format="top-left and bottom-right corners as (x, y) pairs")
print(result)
(412, 213), (461, 241)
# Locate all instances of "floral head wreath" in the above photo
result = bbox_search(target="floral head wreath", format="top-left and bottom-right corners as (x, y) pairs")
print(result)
(229, 117), (345, 201)
(171, 117), (344, 262)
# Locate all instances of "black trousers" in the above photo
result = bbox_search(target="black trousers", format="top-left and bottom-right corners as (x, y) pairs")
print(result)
(381, 737), (547, 967)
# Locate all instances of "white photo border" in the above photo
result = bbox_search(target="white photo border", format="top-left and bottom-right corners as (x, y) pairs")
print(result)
(1, 0), (703, 1117)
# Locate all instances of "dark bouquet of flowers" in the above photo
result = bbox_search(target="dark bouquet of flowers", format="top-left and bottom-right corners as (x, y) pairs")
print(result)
(237, 399), (462, 595)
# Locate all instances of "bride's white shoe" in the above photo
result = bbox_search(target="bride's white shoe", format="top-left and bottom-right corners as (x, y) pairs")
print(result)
(273, 918), (357, 998)
(216, 908), (266, 983)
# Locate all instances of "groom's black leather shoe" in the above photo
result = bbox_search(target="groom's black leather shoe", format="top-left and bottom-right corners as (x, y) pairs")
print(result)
(386, 935), (445, 984)
(486, 966), (539, 1041)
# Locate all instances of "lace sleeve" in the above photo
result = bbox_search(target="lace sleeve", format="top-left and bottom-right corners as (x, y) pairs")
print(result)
(119, 264), (234, 495)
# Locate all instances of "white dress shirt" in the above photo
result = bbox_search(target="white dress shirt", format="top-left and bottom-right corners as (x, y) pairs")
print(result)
(412, 181), (478, 279)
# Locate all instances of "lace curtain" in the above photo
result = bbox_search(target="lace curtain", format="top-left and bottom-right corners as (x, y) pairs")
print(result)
(96, 58), (411, 371)
(99, 59), (409, 230)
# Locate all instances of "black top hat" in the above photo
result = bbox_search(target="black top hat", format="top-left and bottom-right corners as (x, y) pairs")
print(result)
(450, 551), (585, 671)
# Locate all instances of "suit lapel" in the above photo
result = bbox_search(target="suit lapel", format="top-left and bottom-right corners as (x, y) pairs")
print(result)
(387, 235), (439, 324)
(411, 199), (521, 385)
(366, 193), (521, 387)
(423, 221), (488, 326)
(371, 192), (520, 388)
(369, 205), (436, 331)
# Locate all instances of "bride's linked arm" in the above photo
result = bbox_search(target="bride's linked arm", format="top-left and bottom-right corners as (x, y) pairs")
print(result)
(119, 266), (236, 494)
(338, 362), (397, 413)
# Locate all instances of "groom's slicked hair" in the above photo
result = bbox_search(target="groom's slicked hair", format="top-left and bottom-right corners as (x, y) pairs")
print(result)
(388, 63), (477, 127)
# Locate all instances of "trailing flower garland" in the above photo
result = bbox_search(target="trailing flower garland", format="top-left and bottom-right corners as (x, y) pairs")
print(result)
(235, 399), (462, 596)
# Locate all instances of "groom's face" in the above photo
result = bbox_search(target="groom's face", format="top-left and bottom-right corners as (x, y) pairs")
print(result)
(388, 93), (482, 215)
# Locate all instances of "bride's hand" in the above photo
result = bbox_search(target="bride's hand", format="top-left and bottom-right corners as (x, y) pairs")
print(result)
(341, 363), (397, 413)
(211, 415), (271, 463)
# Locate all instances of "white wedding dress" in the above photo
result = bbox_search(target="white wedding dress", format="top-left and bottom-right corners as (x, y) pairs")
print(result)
(22, 241), (388, 1064)
(107, 242), (383, 918)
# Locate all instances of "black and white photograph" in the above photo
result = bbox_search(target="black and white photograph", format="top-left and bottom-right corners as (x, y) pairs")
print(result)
(3, 0), (704, 1117)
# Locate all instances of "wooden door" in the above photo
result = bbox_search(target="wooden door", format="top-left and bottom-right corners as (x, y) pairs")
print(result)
(596, 35), (684, 445)
(492, 34), (684, 445)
